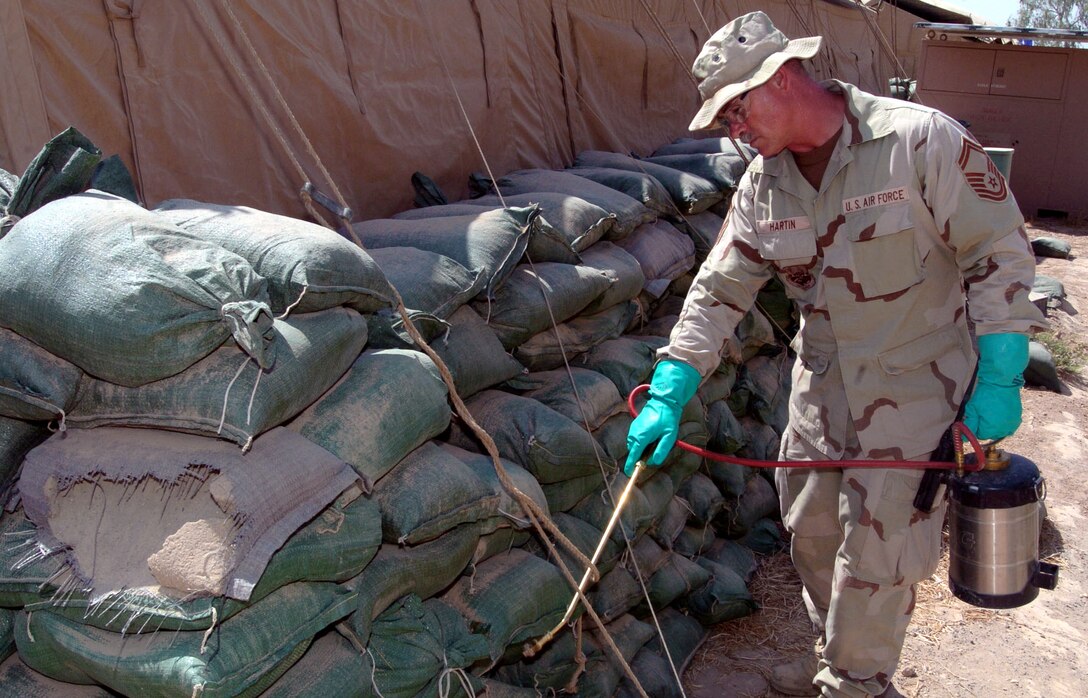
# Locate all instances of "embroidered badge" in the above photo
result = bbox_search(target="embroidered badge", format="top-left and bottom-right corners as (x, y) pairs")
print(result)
(957, 138), (1009, 202)
(782, 265), (815, 290)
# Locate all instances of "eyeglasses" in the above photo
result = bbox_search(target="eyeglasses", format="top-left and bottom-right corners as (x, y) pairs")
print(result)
(715, 91), (750, 130)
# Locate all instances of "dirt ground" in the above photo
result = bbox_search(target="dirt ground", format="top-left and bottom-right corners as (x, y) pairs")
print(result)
(683, 219), (1088, 698)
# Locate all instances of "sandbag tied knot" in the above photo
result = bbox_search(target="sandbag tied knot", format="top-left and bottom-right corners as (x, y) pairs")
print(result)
(220, 300), (277, 370)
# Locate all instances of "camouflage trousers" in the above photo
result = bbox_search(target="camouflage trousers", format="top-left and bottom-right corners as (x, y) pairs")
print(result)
(776, 426), (947, 698)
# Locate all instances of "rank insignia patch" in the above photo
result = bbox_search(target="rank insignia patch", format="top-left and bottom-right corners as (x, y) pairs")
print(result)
(957, 138), (1009, 202)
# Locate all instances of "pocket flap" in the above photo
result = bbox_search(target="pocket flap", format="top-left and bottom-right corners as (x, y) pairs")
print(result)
(846, 201), (912, 242)
(877, 323), (964, 375)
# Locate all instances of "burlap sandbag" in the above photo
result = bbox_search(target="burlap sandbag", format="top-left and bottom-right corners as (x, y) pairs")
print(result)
(18, 427), (362, 602)
(66, 307), (368, 448)
(154, 198), (395, 314)
(0, 191), (276, 386)
(288, 348), (450, 486)
(0, 416), (50, 503)
(11, 488), (380, 633)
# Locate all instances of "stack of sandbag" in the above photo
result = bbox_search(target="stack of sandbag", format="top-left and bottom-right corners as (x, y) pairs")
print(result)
(0, 131), (795, 697)
(0, 185), (413, 694)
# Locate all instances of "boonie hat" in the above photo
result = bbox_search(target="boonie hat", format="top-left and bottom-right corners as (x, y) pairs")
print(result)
(689, 11), (822, 131)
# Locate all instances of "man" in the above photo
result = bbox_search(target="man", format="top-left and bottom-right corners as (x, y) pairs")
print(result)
(625, 11), (1045, 698)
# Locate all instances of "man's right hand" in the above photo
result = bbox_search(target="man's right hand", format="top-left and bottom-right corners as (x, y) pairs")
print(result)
(624, 359), (701, 476)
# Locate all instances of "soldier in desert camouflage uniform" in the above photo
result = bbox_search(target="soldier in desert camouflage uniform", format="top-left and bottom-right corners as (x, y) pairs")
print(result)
(625, 11), (1046, 698)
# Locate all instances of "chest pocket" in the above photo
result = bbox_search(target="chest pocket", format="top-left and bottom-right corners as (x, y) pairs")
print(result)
(755, 224), (817, 266)
(845, 202), (923, 298)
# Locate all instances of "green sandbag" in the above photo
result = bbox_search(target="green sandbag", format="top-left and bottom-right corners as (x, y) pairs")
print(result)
(440, 548), (574, 667)
(366, 595), (489, 698)
(637, 552), (712, 612)
(568, 473), (656, 547)
(618, 607), (710, 698)
(1025, 339), (1063, 392)
(1031, 236), (1072, 259)
(0, 653), (115, 698)
(541, 472), (609, 514)
(367, 246), (485, 318)
(0, 328), (82, 422)
(373, 441), (500, 545)
(391, 197), (584, 263)
(614, 221), (697, 297)
(289, 348), (450, 486)
(574, 335), (668, 398)
(0, 191), (276, 387)
(676, 471), (725, 526)
(648, 495), (688, 549)
(577, 241), (647, 314)
(439, 443), (550, 536)
(429, 305), (527, 399)
(447, 192), (616, 252)
(716, 471), (780, 539)
(344, 523), (481, 646)
(739, 517), (786, 555)
(684, 558), (759, 625)
(472, 261), (614, 349)
(260, 630), (372, 698)
(488, 169), (656, 239)
(15, 582), (356, 698)
(494, 613), (654, 697)
(154, 198), (396, 314)
(593, 412), (633, 464)
(506, 366), (626, 431)
(67, 307), (369, 448)
(352, 206), (540, 298)
(673, 525), (716, 558)
(569, 165), (675, 219)
(446, 390), (605, 484)
(515, 300), (638, 372)
(589, 566), (644, 624)
(523, 511), (620, 581)
(642, 152), (744, 194)
(0, 127), (101, 226)
(703, 538), (758, 583)
(573, 151), (724, 215)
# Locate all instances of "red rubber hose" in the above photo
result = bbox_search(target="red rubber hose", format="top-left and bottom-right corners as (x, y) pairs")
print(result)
(627, 384), (986, 471)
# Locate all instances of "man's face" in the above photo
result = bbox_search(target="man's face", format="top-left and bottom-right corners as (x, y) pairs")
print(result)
(714, 77), (790, 157)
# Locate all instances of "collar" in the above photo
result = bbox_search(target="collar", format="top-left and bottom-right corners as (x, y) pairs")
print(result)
(749, 80), (896, 179)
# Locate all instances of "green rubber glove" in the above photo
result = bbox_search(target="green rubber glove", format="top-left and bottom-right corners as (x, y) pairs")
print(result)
(624, 359), (701, 476)
(962, 333), (1029, 441)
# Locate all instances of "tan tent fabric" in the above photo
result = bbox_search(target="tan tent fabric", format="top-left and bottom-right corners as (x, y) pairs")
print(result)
(0, 0), (940, 223)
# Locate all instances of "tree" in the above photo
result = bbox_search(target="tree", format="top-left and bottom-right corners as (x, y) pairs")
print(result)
(1011, 0), (1087, 44)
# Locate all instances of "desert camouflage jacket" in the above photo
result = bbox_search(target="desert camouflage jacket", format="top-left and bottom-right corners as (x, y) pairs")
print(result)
(666, 80), (1046, 459)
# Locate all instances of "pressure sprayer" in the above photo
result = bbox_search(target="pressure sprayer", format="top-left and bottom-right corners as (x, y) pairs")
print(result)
(527, 383), (1061, 655)
(621, 383), (1059, 609)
